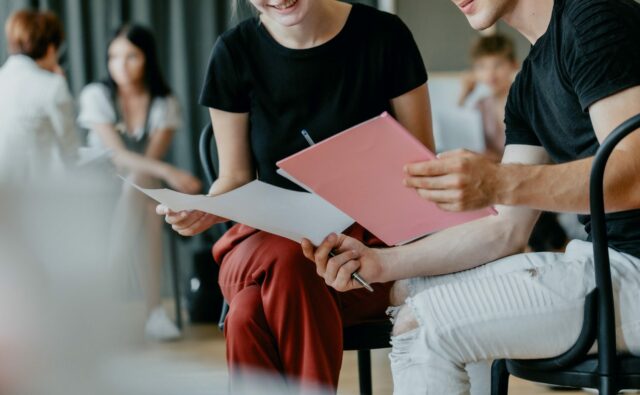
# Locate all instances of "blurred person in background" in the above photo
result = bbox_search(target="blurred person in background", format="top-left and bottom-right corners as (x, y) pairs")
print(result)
(0, 9), (78, 183)
(78, 24), (201, 341)
(458, 33), (518, 161)
(459, 33), (569, 252)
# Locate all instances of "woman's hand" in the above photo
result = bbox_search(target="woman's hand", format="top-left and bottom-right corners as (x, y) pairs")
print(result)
(164, 167), (202, 194)
(301, 233), (387, 292)
(156, 205), (226, 236)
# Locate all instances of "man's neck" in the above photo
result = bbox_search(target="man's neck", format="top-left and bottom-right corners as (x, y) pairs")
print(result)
(502, 0), (554, 45)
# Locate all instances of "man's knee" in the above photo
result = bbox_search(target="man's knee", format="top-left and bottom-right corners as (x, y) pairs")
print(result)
(392, 304), (419, 336)
(390, 280), (411, 306)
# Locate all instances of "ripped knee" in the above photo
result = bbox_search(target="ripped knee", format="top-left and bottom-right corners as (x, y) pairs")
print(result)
(390, 279), (411, 306)
(392, 304), (419, 336)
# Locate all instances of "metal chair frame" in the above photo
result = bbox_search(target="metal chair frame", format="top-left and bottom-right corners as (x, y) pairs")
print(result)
(492, 113), (640, 394)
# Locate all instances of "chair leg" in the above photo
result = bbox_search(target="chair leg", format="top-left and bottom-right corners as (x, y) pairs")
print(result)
(491, 360), (509, 395)
(598, 376), (618, 395)
(218, 301), (229, 332)
(168, 231), (182, 330)
(357, 349), (373, 395)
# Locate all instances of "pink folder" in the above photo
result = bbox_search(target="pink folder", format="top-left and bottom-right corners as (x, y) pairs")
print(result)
(276, 112), (496, 246)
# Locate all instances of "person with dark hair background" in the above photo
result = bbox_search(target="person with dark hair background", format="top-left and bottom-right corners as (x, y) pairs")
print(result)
(78, 24), (201, 341)
(0, 9), (78, 182)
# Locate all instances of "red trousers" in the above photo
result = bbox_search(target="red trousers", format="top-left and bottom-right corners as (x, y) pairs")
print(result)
(213, 223), (392, 392)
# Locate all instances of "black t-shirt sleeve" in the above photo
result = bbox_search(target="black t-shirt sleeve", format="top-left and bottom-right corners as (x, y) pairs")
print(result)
(199, 36), (251, 113)
(562, 0), (640, 111)
(383, 15), (428, 99)
(504, 77), (542, 147)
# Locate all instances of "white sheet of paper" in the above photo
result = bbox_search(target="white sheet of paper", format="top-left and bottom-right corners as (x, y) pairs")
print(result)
(125, 178), (354, 245)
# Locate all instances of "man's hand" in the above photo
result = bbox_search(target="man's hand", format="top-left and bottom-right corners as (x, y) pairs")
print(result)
(301, 234), (387, 292)
(404, 149), (501, 212)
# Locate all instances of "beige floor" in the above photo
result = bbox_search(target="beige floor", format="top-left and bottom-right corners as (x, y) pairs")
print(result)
(143, 324), (589, 395)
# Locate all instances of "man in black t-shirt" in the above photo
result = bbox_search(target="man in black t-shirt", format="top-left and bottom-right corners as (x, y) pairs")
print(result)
(302, 0), (640, 392)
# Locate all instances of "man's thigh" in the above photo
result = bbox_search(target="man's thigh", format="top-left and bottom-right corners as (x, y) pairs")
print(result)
(406, 248), (564, 298)
(404, 246), (595, 362)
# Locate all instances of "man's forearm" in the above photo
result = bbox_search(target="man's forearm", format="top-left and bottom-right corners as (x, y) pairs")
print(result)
(497, 150), (640, 214)
(496, 157), (591, 213)
(379, 206), (538, 280)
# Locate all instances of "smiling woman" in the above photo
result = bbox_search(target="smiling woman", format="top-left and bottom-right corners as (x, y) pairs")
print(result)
(231, 0), (377, 21)
(159, 0), (432, 392)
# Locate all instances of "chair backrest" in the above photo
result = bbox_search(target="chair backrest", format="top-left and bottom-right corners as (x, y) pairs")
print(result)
(590, 113), (640, 377)
(198, 123), (234, 240)
(198, 123), (220, 186)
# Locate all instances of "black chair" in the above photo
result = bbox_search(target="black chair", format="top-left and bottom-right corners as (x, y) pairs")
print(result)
(197, 123), (232, 331)
(343, 321), (394, 395)
(198, 123), (392, 395)
(167, 228), (183, 329)
(491, 113), (640, 394)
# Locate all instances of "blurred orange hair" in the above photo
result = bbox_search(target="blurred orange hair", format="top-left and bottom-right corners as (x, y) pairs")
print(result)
(5, 9), (64, 59)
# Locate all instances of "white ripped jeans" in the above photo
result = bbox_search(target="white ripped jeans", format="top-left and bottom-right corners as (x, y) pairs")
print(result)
(390, 240), (640, 395)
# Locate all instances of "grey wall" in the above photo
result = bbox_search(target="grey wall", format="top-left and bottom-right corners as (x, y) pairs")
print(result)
(397, 0), (640, 72)
(397, 0), (533, 72)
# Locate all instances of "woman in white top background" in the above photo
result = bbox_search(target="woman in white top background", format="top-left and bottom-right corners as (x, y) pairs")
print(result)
(0, 10), (78, 183)
(78, 24), (201, 341)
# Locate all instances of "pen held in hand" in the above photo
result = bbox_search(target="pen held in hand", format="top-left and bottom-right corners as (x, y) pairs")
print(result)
(302, 128), (374, 293)
(328, 251), (374, 292)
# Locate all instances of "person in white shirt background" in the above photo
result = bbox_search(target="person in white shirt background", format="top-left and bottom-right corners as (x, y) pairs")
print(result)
(0, 9), (78, 183)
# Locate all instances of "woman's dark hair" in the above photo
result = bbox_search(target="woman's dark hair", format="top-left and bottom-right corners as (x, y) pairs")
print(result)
(104, 24), (171, 98)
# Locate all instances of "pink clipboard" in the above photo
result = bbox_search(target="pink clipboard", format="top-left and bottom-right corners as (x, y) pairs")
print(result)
(276, 112), (496, 246)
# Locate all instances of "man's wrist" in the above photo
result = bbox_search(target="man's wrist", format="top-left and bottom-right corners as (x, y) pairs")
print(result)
(376, 247), (399, 283)
(493, 164), (518, 206)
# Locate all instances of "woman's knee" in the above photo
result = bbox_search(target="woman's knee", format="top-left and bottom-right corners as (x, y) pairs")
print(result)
(263, 239), (322, 287)
(225, 286), (264, 333)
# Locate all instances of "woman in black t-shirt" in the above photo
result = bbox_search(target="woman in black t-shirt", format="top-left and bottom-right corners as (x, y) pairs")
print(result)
(160, 0), (433, 391)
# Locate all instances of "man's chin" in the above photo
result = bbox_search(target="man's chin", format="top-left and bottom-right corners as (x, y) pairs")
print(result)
(466, 14), (499, 31)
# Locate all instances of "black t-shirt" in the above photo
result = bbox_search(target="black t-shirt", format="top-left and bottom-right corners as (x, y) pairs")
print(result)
(505, 0), (640, 258)
(199, 3), (427, 191)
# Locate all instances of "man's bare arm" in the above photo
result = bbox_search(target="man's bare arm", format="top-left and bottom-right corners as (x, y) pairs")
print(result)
(405, 86), (640, 215)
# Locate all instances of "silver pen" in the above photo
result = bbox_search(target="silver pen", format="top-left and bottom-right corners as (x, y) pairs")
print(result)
(301, 129), (375, 293)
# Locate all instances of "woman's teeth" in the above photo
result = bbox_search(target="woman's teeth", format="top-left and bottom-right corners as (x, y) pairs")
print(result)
(275, 0), (297, 10)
